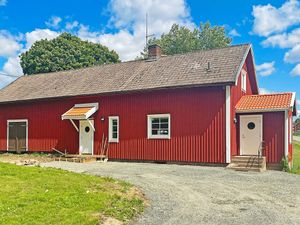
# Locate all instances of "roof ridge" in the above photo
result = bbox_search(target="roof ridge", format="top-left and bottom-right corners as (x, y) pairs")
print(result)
(16, 43), (251, 78)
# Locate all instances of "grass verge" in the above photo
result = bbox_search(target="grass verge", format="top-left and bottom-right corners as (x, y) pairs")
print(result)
(0, 163), (144, 225)
(291, 141), (300, 174)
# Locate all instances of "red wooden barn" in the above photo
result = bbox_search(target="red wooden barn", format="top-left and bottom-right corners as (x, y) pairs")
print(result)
(0, 44), (297, 168)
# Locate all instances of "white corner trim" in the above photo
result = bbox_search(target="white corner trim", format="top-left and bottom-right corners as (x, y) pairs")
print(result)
(290, 92), (296, 108)
(284, 110), (289, 157)
(226, 86), (231, 163)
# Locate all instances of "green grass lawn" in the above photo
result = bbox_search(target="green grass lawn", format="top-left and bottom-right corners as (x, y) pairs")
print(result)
(0, 163), (144, 225)
(291, 141), (300, 174)
(294, 132), (300, 136)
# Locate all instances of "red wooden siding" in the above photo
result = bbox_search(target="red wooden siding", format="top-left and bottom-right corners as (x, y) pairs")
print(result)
(230, 55), (256, 156)
(263, 112), (285, 163)
(236, 112), (285, 163)
(0, 86), (226, 163)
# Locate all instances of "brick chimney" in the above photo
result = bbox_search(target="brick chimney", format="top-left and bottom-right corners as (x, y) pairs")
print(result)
(148, 44), (162, 59)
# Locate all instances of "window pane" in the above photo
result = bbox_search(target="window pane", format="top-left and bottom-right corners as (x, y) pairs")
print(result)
(160, 123), (168, 129)
(152, 129), (158, 135)
(152, 123), (159, 129)
(161, 118), (168, 123)
(113, 132), (118, 139)
(113, 120), (117, 126)
(113, 126), (117, 132)
(152, 118), (159, 123)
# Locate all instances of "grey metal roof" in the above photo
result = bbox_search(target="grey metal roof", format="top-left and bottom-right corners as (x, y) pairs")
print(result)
(0, 44), (251, 103)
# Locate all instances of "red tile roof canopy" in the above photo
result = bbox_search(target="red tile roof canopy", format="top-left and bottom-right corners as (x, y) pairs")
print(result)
(236, 93), (297, 115)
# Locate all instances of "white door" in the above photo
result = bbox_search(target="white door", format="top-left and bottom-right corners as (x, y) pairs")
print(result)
(240, 115), (262, 155)
(79, 120), (94, 154)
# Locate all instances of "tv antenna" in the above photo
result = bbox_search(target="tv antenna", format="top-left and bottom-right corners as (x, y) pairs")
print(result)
(145, 13), (154, 49)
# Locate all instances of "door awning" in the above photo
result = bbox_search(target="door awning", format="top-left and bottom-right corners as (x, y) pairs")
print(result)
(62, 103), (99, 120)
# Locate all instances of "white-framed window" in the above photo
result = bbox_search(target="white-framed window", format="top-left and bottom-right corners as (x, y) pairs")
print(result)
(147, 114), (171, 139)
(241, 69), (247, 92)
(7, 119), (28, 152)
(108, 116), (119, 142)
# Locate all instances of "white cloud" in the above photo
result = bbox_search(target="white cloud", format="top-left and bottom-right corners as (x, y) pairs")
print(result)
(229, 29), (241, 37)
(2, 57), (23, 76)
(297, 99), (300, 105)
(252, 0), (300, 37)
(66, 21), (79, 30)
(0, 0), (7, 6)
(0, 57), (23, 88)
(45, 16), (62, 29)
(259, 88), (275, 94)
(262, 28), (300, 48)
(290, 63), (300, 76)
(0, 30), (22, 57)
(25, 29), (59, 50)
(284, 44), (300, 63)
(256, 61), (275, 76)
(93, 0), (195, 61)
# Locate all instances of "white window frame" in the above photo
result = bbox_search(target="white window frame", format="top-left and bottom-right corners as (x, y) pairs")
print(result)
(108, 116), (119, 143)
(241, 69), (247, 93)
(7, 119), (28, 151)
(147, 114), (171, 139)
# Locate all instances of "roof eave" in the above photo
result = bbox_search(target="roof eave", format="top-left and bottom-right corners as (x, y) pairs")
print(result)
(236, 108), (289, 113)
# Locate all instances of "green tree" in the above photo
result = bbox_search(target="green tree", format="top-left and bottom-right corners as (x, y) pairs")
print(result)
(20, 33), (120, 75)
(147, 22), (232, 55)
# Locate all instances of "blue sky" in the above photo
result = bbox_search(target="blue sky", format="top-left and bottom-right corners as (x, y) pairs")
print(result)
(0, 0), (299, 114)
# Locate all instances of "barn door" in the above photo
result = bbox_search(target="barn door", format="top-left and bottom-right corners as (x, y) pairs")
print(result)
(8, 121), (28, 152)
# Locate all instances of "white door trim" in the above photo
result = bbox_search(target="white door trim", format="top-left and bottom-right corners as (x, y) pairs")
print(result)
(240, 115), (263, 155)
(7, 119), (28, 151)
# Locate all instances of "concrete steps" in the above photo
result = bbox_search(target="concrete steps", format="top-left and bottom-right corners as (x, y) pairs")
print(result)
(227, 156), (266, 172)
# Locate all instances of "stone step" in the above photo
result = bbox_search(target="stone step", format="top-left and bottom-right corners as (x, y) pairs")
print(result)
(227, 156), (266, 172)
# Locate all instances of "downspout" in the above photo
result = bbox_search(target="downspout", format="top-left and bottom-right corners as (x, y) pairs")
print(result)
(226, 86), (231, 163)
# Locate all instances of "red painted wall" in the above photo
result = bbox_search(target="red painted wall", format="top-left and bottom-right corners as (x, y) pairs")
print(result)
(230, 54), (256, 156)
(0, 86), (226, 163)
(263, 112), (285, 163)
(236, 112), (285, 163)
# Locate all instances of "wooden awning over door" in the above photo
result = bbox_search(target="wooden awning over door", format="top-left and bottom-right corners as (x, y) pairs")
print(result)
(61, 103), (99, 120)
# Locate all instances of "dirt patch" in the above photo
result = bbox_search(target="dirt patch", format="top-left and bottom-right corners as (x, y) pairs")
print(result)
(0, 153), (54, 166)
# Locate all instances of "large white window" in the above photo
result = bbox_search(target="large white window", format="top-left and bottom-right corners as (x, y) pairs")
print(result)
(147, 114), (170, 139)
(109, 116), (119, 142)
(241, 69), (247, 92)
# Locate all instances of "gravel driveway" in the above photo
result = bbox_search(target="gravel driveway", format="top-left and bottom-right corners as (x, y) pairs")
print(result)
(43, 161), (300, 225)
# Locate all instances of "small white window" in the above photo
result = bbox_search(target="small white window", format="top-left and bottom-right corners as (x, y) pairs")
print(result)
(147, 114), (170, 139)
(241, 70), (247, 92)
(109, 116), (119, 142)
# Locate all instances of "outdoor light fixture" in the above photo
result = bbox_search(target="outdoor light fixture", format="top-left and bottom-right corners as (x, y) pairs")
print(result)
(100, 116), (105, 122)
(234, 117), (237, 124)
